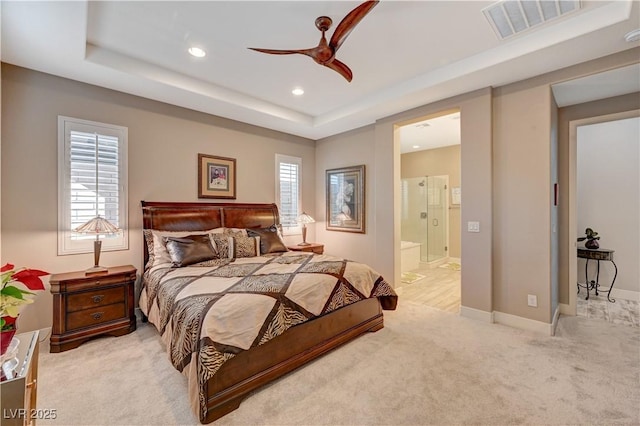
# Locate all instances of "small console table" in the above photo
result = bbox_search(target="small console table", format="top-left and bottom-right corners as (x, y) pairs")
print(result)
(577, 248), (617, 302)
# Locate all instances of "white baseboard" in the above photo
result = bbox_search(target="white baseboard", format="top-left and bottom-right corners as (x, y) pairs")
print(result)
(551, 305), (561, 336)
(460, 306), (493, 323)
(493, 311), (554, 335)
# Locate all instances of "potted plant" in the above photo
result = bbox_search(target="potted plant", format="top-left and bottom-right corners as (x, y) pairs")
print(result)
(1, 264), (48, 355)
(577, 227), (600, 249)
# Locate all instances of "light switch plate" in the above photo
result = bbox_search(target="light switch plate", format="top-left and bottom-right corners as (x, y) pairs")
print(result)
(467, 221), (480, 232)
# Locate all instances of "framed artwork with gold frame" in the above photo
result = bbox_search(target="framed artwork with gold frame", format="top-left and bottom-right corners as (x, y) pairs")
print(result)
(326, 165), (365, 233)
(198, 154), (236, 199)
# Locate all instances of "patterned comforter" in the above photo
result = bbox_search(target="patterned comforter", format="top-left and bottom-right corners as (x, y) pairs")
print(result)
(139, 251), (397, 418)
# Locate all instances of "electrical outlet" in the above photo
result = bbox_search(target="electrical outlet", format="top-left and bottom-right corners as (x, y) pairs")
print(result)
(467, 221), (480, 233)
(527, 294), (538, 307)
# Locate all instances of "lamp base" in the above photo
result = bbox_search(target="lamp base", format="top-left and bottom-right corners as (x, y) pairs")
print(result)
(297, 242), (311, 246)
(85, 266), (109, 276)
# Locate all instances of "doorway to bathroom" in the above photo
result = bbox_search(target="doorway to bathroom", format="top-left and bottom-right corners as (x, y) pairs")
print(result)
(397, 110), (461, 313)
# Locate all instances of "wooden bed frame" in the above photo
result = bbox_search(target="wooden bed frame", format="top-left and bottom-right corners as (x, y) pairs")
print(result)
(141, 201), (385, 423)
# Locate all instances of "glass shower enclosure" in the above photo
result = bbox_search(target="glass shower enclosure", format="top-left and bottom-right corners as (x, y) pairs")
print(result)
(401, 175), (449, 263)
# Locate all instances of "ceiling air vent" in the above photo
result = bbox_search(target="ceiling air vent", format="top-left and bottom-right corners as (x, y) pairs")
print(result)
(483, 0), (581, 40)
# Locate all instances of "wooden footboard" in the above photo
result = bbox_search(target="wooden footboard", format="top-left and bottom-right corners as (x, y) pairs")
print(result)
(202, 297), (383, 423)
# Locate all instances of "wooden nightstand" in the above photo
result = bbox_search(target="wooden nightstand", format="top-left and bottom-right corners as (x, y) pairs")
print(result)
(49, 265), (137, 353)
(287, 243), (324, 255)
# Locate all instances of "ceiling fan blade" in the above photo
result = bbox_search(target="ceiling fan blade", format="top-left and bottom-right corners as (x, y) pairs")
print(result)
(248, 47), (313, 57)
(324, 59), (353, 82)
(329, 0), (379, 52)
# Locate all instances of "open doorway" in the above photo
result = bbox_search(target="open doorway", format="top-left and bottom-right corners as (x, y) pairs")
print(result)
(570, 113), (639, 327)
(396, 110), (461, 313)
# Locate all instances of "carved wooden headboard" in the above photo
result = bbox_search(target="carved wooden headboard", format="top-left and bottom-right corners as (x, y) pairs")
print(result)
(141, 201), (280, 265)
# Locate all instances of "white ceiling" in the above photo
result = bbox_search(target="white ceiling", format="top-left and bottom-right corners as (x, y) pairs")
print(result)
(399, 111), (461, 154)
(1, 1), (639, 141)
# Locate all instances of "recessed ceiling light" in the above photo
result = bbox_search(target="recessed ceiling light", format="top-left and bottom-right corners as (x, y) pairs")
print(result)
(412, 145), (421, 149)
(188, 47), (206, 58)
(624, 29), (640, 43)
(292, 87), (304, 96)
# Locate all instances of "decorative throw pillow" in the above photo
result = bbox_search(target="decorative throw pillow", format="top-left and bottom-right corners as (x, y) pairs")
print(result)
(232, 236), (260, 258)
(164, 235), (218, 267)
(247, 225), (289, 254)
(223, 227), (248, 237)
(210, 234), (232, 259)
(144, 228), (223, 269)
(143, 229), (156, 269)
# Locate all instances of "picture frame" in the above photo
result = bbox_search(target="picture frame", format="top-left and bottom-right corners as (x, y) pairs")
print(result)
(326, 165), (365, 233)
(198, 154), (236, 199)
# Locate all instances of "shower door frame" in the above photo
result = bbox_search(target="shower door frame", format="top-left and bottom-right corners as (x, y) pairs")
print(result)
(425, 174), (450, 264)
(401, 175), (451, 266)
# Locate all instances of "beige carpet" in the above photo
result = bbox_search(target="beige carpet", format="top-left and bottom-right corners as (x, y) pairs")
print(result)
(37, 302), (640, 425)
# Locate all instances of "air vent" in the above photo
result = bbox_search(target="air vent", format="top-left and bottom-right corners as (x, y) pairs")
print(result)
(483, 0), (581, 40)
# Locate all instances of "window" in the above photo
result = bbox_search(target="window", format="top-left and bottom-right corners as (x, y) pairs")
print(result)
(275, 154), (302, 234)
(58, 116), (128, 255)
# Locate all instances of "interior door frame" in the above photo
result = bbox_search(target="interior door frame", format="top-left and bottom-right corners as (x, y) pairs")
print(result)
(568, 109), (640, 315)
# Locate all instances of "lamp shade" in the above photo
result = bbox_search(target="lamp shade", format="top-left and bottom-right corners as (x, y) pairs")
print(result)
(74, 215), (119, 235)
(73, 215), (119, 275)
(297, 212), (315, 224)
(297, 212), (315, 246)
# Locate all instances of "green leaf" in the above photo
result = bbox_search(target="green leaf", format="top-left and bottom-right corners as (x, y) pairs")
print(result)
(0, 285), (31, 299)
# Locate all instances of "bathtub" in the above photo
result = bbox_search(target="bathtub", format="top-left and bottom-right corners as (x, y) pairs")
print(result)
(401, 241), (421, 273)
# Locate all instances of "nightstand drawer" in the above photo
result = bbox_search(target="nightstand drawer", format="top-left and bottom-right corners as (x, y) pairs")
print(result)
(66, 303), (125, 331)
(67, 287), (125, 312)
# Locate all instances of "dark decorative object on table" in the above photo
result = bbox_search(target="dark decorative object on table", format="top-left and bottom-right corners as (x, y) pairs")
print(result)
(578, 227), (600, 249)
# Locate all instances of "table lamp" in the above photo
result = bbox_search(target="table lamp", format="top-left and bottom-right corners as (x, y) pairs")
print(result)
(297, 212), (315, 246)
(74, 215), (120, 275)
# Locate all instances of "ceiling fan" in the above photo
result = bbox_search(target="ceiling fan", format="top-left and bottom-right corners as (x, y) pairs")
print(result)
(248, 0), (379, 82)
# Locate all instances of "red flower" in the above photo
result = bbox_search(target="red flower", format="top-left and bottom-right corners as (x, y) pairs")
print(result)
(2, 316), (16, 327)
(11, 269), (48, 291)
(1, 264), (14, 273)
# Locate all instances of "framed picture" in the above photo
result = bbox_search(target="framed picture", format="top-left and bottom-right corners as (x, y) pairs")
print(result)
(198, 154), (236, 199)
(326, 165), (365, 233)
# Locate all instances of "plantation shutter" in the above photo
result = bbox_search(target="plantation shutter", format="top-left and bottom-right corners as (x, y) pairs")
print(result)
(275, 154), (302, 229)
(69, 131), (121, 231)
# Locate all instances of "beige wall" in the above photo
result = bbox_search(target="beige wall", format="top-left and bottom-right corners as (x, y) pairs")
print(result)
(315, 125), (377, 267)
(492, 84), (553, 323)
(1, 64), (316, 332)
(401, 145), (461, 258)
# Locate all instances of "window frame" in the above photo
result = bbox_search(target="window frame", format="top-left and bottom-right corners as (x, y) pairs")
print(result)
(275, 154), (302, 236)
(57, 116), (129, 255)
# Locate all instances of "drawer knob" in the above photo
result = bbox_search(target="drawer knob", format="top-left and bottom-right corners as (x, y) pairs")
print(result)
(92, 312), (103, 320)
(92, 295), (104, 303)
